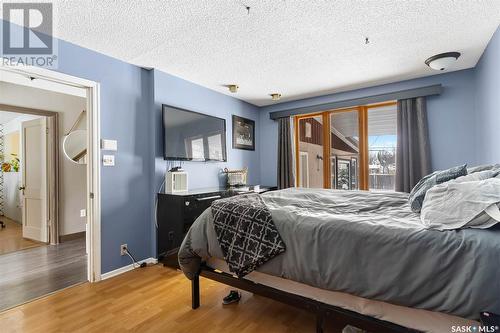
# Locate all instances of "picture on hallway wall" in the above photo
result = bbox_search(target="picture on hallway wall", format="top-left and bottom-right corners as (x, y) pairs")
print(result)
(232, 115), (255, 151)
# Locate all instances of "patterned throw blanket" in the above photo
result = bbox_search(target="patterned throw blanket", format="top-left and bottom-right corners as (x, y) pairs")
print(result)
(211, 193), (286, 277)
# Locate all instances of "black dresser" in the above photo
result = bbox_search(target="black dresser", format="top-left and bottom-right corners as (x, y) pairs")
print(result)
(157, 186), (276, 267)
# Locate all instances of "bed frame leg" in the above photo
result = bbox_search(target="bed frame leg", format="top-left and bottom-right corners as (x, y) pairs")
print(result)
(316, 312), (325, 333)
(192, 274), (200, 309)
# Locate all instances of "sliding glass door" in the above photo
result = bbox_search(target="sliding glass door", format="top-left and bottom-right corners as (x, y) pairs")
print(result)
(330, 109), (360, 190)
(295, 102), (397, 191)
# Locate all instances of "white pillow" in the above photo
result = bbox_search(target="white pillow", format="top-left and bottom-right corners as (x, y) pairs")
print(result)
(421, 178), (500, 230)
(454, 169), (498, 183)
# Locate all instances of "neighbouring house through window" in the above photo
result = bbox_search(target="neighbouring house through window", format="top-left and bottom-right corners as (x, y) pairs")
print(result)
(294, 101), (397, 191)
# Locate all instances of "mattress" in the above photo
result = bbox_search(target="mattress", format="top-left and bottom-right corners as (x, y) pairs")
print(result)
(179, 188), (500, 320)
(207, 257), (478, 333)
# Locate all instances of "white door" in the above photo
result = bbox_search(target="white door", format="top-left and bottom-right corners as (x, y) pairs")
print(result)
(21, 117), (48, 243)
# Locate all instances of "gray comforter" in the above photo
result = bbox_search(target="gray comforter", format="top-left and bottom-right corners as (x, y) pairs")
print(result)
(178, 188), (500, 319)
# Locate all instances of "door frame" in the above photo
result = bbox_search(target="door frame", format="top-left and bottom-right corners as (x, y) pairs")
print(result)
(0, 65), (102, 282)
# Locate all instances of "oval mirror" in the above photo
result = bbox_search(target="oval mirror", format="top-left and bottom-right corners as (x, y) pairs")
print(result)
(63, 130), (87, 165)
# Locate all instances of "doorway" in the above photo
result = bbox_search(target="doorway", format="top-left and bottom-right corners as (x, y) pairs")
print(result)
(0, 65), (101, 310)
(0, 112), (50, 255)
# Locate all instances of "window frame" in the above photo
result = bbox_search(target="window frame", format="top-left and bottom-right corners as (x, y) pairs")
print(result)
(294, 101), (397, 190)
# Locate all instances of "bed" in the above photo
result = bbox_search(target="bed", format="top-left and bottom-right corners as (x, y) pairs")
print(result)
(178, 188), (500, 333)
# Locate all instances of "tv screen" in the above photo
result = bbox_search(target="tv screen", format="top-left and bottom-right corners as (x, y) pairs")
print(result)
(162, 105), (227, 161)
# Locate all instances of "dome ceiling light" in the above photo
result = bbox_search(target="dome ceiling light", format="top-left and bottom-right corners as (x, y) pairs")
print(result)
(425, 52), (461, 71)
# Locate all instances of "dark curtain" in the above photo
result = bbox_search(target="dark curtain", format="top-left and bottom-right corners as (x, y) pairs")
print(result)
(396, 97), (432, 193)
(277, 117), (295, 189)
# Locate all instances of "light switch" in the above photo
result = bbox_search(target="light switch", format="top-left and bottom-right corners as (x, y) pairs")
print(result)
(101, 139), (118, 151)
(102, 155), (115, 166)
(80, 209), (87, 217)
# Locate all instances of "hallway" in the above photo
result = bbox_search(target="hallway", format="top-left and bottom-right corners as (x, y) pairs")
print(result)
(0, 237), (87, 312)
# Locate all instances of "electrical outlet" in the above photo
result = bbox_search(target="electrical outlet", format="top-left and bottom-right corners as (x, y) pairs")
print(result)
(120, 244), (128, 256)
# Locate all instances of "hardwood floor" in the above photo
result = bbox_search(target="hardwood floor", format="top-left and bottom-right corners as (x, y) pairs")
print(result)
(0, 217), (44, 255)
(0, 265), (319, 333)
(0, 237), (87, 312)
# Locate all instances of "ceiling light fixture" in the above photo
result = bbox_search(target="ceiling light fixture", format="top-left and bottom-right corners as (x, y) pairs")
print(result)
(270, 93), (281, 101)
(228, 84), (239, 93)
(425, 52), (461, 71)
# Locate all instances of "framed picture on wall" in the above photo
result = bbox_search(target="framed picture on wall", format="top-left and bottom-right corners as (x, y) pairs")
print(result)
(232, 115), (255, 150)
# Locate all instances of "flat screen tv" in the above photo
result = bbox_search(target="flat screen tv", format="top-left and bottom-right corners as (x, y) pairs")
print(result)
(162, 105), (227, 161)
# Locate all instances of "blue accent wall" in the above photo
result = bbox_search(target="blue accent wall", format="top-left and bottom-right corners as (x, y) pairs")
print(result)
(56, 42), (154, 273)
(150, 69), (261, 257)
(475, 26), (500, 164)
(259, 70), (477, 186)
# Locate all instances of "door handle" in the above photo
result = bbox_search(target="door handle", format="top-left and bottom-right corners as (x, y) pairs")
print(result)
(19, 186), (25, 191)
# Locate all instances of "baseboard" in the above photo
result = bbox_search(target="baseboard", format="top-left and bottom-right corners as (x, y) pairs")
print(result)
(59, 231), (86, 242)
(100, 257), (158, 280)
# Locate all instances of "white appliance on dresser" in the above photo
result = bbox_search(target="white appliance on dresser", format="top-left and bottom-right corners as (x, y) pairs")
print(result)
(165, 170), (188, 193)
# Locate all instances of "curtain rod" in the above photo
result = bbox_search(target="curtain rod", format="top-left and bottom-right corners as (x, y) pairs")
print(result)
(269, 84), (443, 120)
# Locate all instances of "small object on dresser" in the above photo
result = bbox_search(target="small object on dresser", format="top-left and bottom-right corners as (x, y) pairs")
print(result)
(165, 170), (188, 193)
(223, 167), (247, 187)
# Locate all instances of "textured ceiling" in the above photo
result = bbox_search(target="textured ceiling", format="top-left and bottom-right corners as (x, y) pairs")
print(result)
(39, 1), (500, 105)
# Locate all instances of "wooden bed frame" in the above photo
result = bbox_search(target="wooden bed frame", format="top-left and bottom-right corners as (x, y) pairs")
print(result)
(191, 264), (421, 333)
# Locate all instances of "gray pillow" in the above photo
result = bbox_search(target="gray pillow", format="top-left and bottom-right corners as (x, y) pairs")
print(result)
(408, 164), (467, 213)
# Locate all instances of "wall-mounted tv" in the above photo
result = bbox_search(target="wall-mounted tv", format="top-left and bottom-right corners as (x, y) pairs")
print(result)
(162, 105), (227, 161)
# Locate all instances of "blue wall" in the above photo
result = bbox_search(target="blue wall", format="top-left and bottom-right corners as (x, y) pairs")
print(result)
(55, 42), (154, 273)
(259, 70), (477, 186)
(150, 69), (261, 257)
(2, 20), (155, 273)
(3, 20), (262, 273)
(475, 26), (500, 164)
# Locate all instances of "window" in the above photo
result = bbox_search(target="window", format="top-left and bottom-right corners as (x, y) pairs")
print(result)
(367, 105), (397, 191)
(294, 102), (397, 191)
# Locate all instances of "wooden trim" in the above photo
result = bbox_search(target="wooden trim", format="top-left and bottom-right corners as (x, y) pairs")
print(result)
(322, 112), (330, 189)
(366, 101), (397, 109)
(358, 106), (369, 190)
(59, 231), (85, 242)
(195, 265), (420, 333)
(48, 114), (59, 244)
(294, 116), (300, 187)
(0, 103), (57, 117)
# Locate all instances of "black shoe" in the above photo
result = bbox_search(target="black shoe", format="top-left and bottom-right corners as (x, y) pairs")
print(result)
(222, 290), (241, 305)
